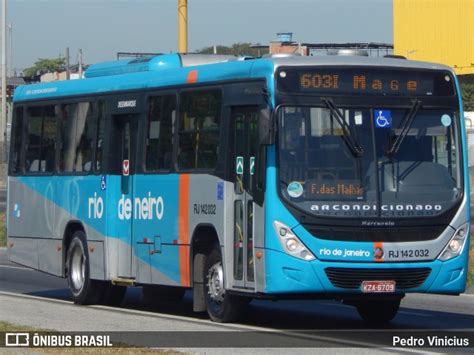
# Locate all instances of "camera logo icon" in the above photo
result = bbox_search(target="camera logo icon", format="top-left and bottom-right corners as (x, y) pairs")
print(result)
(5, 333), (30, 347)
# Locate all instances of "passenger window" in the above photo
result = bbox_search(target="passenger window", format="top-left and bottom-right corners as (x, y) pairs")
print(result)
(95, 101), (105, 172)
(25, 105), (58, 173)
(59, 102), (97, 173)
(145, 95), (176, 171)
(178, 90), (221, 170)
(10, 107), (24, 174)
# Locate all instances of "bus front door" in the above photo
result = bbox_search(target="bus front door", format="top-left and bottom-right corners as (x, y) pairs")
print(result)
(232, 107), (258, 289)
(110, 114), (138, 279)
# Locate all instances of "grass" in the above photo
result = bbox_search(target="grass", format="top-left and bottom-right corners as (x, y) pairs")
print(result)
(0, 321), (183, 354)
(0, 320), (44, 332)
(0, 212), (5, 247)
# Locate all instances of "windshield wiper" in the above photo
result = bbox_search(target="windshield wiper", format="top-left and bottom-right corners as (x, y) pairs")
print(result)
(387, 99), (422, 157)
(321, 98), (364, 157)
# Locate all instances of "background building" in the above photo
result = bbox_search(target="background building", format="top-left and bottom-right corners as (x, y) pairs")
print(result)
(258, 33), (393, 58)
(394, 0), (474, 206)
(393, 0), (474, 75)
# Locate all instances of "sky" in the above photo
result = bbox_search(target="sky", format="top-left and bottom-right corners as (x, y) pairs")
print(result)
(8, 0), (393, 72)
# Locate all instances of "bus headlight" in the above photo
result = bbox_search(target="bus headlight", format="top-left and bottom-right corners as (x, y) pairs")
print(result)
(438, 223), (469, 261)
(273, 221), (315, 261)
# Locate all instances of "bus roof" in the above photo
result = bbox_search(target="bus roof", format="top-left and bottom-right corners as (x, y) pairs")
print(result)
(13, 53), (454, 103)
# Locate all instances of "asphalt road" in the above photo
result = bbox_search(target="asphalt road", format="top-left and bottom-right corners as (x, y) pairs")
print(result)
(1, 248), (473, 351)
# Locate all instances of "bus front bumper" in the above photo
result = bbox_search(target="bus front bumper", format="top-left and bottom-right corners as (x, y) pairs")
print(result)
(263, 247), (469, 295)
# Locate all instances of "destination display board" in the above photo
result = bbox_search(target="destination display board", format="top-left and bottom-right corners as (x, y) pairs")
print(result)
(276, 67), (455, 97)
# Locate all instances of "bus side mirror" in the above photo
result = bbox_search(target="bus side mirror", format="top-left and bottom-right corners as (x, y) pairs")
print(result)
(258, 108), (274, 145)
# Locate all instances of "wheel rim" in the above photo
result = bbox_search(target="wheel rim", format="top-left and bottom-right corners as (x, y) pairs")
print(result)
(207, 261), (225, 303)
(70, 244), (85, 292)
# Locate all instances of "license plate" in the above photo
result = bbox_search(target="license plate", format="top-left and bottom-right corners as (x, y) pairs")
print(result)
(361, 280), (396, 293)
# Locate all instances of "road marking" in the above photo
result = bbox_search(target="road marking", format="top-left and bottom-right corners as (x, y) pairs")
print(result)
(0, 291), (434, 352)
(461, 293), (474, 298)
(0, 264), (30, 270)
(398, 311), (433, 318)
(0, 291), (74, 306)
(320, 302), (351, 308)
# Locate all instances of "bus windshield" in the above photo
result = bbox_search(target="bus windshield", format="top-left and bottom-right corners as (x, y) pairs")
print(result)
(278, 105), (462, 219)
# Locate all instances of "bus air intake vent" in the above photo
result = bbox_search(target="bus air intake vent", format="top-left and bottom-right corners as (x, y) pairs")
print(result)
(325, 267), (431, 290)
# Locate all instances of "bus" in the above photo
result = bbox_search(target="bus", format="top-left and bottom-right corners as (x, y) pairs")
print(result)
(7, 53), (470, 323)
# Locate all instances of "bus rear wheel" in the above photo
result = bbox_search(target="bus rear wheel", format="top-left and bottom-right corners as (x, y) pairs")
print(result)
(204, 247), (247, 323)
(355, 299), (401, 324)
(66, 231), (104, 305)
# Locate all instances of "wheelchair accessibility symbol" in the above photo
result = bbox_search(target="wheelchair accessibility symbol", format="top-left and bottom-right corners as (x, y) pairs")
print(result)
(375, 110), (392, 128)
(100, 175), (107, 191)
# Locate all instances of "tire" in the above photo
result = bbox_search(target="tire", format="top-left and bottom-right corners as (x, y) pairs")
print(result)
(66, 231), (104, 305)
(355, 299), (401, 324)
(100, 284), (127, 307)
(204, 247), (247, 323)
(142, 285), (186, 305)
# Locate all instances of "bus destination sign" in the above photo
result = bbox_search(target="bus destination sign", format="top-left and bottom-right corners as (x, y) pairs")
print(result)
(277, 67), (455, 97)
(300, 72), (428, 95)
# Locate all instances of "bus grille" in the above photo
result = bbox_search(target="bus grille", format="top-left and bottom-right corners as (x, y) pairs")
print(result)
(325, 267), (431, 290)
(303, 224), (446, 242)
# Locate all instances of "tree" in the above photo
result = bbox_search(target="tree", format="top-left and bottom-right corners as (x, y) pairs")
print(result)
(196, 42), (268, 57)
(459, 75), (474, 112)
(23, 57), (66, 78)
(460, 82), (474, 112)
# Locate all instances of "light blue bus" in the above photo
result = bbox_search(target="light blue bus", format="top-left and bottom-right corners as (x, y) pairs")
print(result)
(7, 53), (470, 323)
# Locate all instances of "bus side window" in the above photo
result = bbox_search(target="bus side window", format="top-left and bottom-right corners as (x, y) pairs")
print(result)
(95, 101), (105, 172)
(178, 90), (222, 170)
(145, 95), (175, 171)
(59, 102), (96, 173)
(25, 105), (58, 173)
(10, 106), (24, 174)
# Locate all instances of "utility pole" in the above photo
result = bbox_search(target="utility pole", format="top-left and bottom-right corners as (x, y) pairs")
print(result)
(65, 47), (70, 80)
(1, 0), (7, 163)
(7, 22), (11, 77)
(178, 0), (188, 53)
(78, 49), (83, 79)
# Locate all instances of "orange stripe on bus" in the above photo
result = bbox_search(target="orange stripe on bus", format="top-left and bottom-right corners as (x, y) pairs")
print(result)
(179, 174), (191, 286)
(374, 241), (383, 262)
(187, 70), (198, 84)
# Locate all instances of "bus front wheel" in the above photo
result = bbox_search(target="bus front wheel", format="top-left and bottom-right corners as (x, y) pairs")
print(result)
(66, 231), (104, 305)
(355, 299), (401, 324)
(204, 247), (247, 323)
